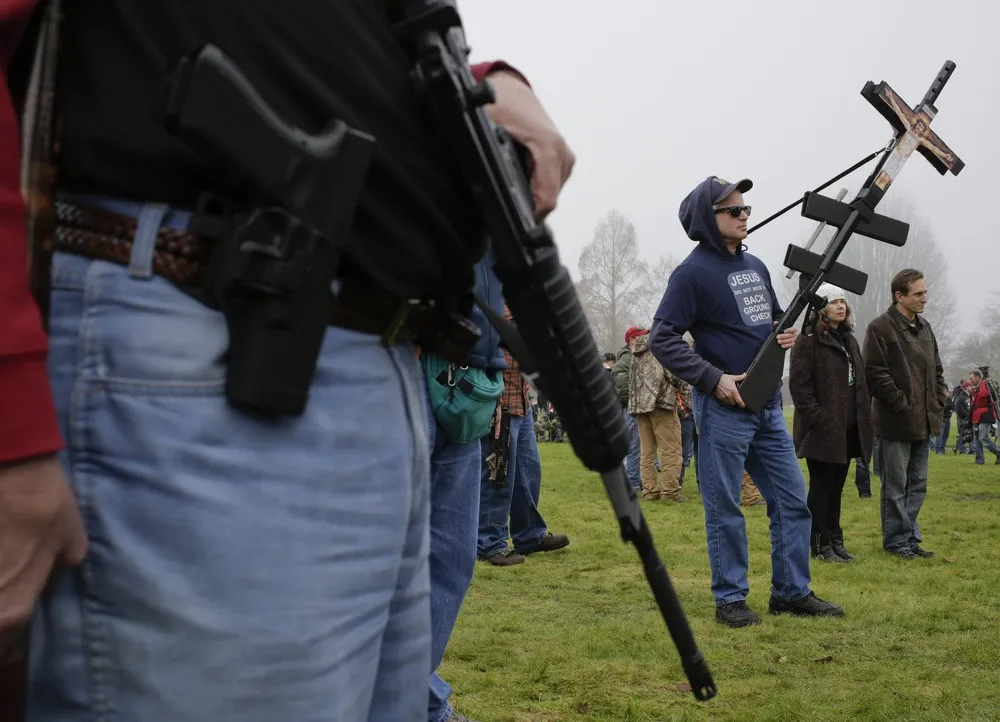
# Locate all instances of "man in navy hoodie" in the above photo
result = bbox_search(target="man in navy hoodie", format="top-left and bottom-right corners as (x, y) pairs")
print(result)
(424, 246), (507, 722)
(649, 176), (843, 628)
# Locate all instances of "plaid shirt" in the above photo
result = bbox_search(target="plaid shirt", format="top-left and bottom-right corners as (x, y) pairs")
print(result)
(500, 306), (530, 416)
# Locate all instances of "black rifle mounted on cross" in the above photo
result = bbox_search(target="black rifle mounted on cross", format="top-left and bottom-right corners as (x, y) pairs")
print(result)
(738, 61), (966, 413)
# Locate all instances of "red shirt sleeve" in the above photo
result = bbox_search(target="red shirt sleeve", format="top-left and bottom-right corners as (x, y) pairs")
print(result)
(470, 61), (530, 87)
(0, 0), (63, 465)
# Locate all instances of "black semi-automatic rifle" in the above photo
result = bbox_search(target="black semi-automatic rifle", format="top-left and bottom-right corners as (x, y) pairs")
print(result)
(392, 2), (716, 701)
(738, 61), (965, 412)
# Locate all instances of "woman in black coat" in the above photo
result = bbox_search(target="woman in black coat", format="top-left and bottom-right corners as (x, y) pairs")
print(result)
(789, 283), (873, 562)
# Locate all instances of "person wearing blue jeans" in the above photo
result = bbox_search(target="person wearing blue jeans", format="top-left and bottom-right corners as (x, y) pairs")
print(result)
(973, 421), (1000, 464)
(612, 334), (643, 490)
(623, 411), (643, 488)
(477, 306), (569, 566)
(863, 269), (948, 560)
(968, 370), (1000, 465)
(424, 252), (506, 722)
(4, 20), (576, 719)
(934, 413), (951, 454)
(35, 216), (432, 722)
(650, 175), (843, 628)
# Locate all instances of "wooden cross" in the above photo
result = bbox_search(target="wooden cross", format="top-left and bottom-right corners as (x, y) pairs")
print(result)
(861, 61), (964, 202)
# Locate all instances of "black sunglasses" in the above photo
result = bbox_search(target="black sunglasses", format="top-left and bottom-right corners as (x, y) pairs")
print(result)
(714, 205), (751, 218)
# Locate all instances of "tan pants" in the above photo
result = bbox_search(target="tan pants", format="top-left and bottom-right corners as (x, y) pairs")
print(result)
(636, 409), (683, 500)
(741, 470), (764, 506)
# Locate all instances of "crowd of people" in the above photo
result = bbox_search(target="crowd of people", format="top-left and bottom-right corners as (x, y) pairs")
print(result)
(0, 4), (994, 722)
(595, 176), (999, 630)
(937, 370), (1000, 461)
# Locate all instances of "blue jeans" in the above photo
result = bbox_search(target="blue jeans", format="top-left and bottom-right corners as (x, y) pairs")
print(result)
(30, 205), (432, 722)
(478, 410), (548, 558)
(974, 422), (1000, 463)
(623, 408), (642, 489)
(680, 414), (697, 485)
(855, 457), (871, 495)
(424, 383), (482, 722)
(692, 390), (812, 606)
(935, 417), (951, 453)
(879, 438), (930, 552)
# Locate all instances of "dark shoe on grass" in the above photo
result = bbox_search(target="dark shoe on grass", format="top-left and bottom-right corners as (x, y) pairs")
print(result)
(715, 601), (761, 628)
(768, 592), (844, 617)
(514, 532), (569, 555)
(482, 550), (524, 566)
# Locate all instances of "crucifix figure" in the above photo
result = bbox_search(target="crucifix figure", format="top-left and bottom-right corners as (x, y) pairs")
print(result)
(738, 60), (965, 413)
(861, 61), (965, 204)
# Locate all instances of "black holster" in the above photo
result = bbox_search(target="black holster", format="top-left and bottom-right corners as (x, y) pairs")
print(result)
(190, 197), (342, 417)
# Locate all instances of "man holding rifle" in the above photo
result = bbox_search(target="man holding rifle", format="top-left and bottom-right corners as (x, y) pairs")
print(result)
(649, 176), (844, 628)
(0, 2), (573, 721)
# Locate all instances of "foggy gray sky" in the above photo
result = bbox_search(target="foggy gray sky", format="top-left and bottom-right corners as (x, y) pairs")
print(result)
(460, 0), (997, 332)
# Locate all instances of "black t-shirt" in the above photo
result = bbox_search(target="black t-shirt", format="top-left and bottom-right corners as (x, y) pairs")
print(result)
(55, 0), (485, 299)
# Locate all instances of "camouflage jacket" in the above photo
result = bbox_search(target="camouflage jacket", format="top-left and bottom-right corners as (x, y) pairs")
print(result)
(628, 334), (680, 415)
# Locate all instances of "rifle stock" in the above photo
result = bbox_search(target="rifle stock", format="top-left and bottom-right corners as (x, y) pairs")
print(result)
(737, 334), (788, 412)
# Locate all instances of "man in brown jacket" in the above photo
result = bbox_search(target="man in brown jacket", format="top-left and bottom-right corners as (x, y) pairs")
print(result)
(863, 269), (948, 560)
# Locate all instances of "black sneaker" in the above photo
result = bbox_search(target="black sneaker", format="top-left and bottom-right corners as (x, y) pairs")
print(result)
(910, 545), (935, 559)
(768, 592), (844, 617)
(481, 550), (524, 566)
(715, 601), (761, 628)
(887, 547), (916, 560)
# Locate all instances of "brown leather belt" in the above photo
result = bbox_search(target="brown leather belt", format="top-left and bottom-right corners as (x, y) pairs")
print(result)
(55, 201), (210, 287)
(52, 201), (442, 343)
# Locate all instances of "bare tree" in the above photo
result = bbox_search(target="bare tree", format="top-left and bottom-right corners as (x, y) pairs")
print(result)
(779, 195), (959, 363)
(577, 210), (650, 352)
(951, 292), (1000, 383)
(641, 254), (680, 321)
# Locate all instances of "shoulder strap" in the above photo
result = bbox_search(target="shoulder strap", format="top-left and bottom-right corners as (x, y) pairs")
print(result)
(20, 0), (63, 331)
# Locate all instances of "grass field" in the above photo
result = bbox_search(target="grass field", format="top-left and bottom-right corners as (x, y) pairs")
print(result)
(441, 419), (1000, 722)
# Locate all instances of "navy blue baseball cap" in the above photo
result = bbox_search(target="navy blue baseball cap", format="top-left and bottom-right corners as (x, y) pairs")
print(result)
(710, 176), (753, 204)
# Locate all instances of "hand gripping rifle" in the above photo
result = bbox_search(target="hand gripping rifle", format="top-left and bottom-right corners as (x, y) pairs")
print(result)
(392, 3), (716, 701)
(738, 61), (965, 413)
